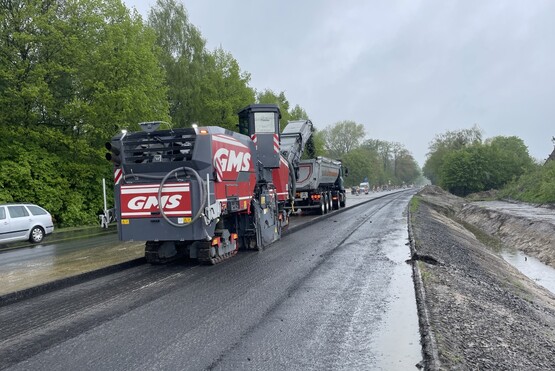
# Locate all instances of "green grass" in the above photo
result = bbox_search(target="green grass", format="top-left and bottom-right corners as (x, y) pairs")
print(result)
(456, 217), (503, 252)
(418, 261), (432, 282)
(409, 195), (421, 214)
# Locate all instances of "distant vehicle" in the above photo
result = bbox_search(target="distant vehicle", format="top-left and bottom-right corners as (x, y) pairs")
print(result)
(359, 182), (370, 194)
(0, 203), (54, 244)
(289, 157), (347, 214)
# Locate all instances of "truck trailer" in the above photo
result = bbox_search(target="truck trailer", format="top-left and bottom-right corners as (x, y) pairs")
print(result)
(289, 157), (347, 214)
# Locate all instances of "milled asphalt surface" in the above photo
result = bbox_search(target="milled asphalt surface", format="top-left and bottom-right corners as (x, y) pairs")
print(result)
(0, 189), (421, 370)
(0, 191), (395, 296)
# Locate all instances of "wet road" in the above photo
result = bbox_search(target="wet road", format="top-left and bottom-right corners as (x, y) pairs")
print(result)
(0, 189), (421, 370)
(0, 191), (396, 295)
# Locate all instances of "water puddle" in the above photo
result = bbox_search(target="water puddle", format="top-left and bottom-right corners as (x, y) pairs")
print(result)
(501, 250), (555, 294)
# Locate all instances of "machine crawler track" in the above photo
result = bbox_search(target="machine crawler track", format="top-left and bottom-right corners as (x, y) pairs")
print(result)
(197, 241), (238, 265)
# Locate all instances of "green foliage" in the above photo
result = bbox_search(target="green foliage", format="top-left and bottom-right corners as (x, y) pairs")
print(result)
(409, 196), (421, 214)
(500, 161), (555, 203)
(484, 136), (534, 188)
(148, 0), (208, 128)
(0, 126), (110, 227)
(301, 129), (325, 160)
(423, 125), (483, 185)
(341, 147), (383, 186)
(321, 120), (366, 159)
(1, 0), (169, 142)
(438, 137), (535, 197)
(200, 47), (255, 130)
(289, 105), (309, 120)
(439, 146), (487, 196)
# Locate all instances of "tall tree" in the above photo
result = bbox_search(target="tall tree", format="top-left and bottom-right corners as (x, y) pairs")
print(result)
(321, 120), (365, 159)
(341, 147), (382, 186)
(289, 104), (308, 120)
(148, 0), (207, 127)
(485, 136), (534, 187)
(200, 47), (255, 129)
(423, 125), (483, 185)
(0, 0), (168, 141)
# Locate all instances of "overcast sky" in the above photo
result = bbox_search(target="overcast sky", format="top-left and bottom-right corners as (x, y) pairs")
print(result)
(124, 0), (555, 166)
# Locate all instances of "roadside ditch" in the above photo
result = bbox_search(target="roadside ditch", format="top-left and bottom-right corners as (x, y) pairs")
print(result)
(408, 185), (555, 370)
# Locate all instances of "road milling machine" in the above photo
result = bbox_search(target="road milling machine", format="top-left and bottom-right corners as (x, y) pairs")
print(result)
(105, 104), (314, 264)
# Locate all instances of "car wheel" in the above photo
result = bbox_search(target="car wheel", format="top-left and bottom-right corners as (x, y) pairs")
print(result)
(29, 226), (45, 243)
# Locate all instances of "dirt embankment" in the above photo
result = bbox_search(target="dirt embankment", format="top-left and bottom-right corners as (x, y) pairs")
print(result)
(410, 185), (555, 370)
(457, 202), (555, 268)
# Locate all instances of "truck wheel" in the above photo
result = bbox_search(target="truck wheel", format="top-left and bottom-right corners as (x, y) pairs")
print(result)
(340, 194), (346, 208)
(327, 192), (333, 211)
(320, 194), (327, 215)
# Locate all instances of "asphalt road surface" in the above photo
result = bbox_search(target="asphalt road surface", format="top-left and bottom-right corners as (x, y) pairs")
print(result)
(0, 189), (421, 370)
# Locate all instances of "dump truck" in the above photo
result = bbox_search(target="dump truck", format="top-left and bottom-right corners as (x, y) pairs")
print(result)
(289, 156), (347, 214)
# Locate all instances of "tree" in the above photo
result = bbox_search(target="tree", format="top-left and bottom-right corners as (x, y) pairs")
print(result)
(364, 139), (392, 173)
(438, 137), (533, 196)
(341, 147), (382, 186)
(439, 146), (487, 196)
(423, 125), (483, 185)
(0, 0), (169, 226)
(361, 139), (420, 186)
(200, 47), (255, 129)
(485, 136), (534, 188)
(0, 0), (169, 141)
(148, 0), (208, 127)
(321, 120), (365, 159)
(289, 104), (308, 120)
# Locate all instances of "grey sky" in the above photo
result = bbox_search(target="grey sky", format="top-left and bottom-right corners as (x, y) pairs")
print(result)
(124, 0), (555, 166)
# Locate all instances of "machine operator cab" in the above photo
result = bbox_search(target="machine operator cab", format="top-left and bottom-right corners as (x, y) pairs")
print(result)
(238, 104), (281, 169)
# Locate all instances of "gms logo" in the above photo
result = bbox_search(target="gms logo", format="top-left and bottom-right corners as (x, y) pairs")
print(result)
(214, 148), (251, 181)
(127, 195), (182, 210)
(120, 183), (192, 218)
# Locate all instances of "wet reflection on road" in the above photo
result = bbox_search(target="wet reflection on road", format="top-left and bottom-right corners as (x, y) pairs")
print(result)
(0, 190), (405, 297)
(0, 236), (143, 296)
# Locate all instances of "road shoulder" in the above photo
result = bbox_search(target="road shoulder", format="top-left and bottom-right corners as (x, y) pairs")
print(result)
(409, 186), (555, 370)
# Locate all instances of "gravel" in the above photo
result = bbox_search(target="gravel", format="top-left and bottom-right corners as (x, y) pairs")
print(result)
(410, 186), (555, 370)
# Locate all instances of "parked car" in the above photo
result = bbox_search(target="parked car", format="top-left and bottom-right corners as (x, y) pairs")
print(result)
(0, 203), (54, 244)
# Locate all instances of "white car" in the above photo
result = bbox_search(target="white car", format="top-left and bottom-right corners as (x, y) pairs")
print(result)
(0, 203), (55, 244)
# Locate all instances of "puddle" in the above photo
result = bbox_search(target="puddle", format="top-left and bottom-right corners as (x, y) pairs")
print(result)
(501, 250), (555, 294)
(372, 225), (422, 369)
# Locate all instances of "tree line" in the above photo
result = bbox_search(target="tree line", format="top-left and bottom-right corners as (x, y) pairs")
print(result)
(0, 0), (421, 227)
(423, 125), (555, 203)
(315, 121), (421, 188)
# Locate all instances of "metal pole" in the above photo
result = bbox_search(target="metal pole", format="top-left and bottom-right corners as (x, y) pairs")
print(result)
(103, 178), (107, 212)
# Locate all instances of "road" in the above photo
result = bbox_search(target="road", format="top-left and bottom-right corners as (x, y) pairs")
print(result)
(0, 191), (391, 296)
(0, 190), (421, 370)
